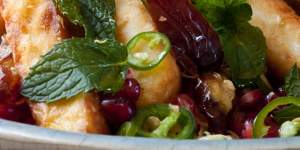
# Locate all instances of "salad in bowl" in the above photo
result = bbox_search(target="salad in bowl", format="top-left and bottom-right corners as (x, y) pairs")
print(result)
(0, 0), (299, 140)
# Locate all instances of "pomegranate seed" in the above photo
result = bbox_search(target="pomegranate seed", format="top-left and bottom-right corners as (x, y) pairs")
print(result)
(241, 120), (253, 139)
(0, 66), (21, 104)
(101, 78), (141, 103)
(99, 79), (140, 128)
(171, 94), (197, 115)
(229, 110), (246, 135)
(116, 78), (140, 102)
(246, 111), (258, 121)
(229, 89), (283, 138)
(171, 94), (208, 128)
(101, 97), (136, 126)
(0, 104), (19, 121)
(239, 89), (264, 109)
(264, 117), (279, 137)
(0, 102), (34, 124)
(0, 54), (34, 124)
(16, 102), (35, 124)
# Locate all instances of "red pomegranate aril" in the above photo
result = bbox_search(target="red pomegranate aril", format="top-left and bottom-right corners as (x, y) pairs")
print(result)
(247, 111), (259, 120)
(99, 79), (139, 127)
(228, 110), (246, 136)
(0, 65), (21, 104)
(0, 104), (19, 121)
(17, 103), (35, 124)
(116, 78), (140, 102)
(171, 94), (197, 114)
(171, 94), (208, 128)
(229, 110), (257, 138)
(264, 117), (279, 137)
(0, 102), (34, 124)
(0, 45), (34, 124)
(239, 89), (264, 109)
(240, 111), (258, 138)
(241, 120), (253, 139)
(101, 97), (136, 126)
(101, 78), (141, 103)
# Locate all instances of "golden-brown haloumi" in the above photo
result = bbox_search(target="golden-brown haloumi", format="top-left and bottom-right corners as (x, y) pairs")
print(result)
(249, 0), (300, 79)
(115, 0), (181, 107)
(1, 0), (180, 133)
(1, 0), (107, 133)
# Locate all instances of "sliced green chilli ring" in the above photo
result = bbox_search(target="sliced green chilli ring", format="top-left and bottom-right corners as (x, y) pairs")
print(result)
(253, 96), (300, 138)
(127, 32), (171, 70)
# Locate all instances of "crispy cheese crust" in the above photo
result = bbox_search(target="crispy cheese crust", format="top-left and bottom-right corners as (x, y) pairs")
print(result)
(0, 0), (180, 133)
(0, 0), (107, 133)
(115, 0), (181, 107)
(29, 93), (106, 133)
(249, 0), (300, 79)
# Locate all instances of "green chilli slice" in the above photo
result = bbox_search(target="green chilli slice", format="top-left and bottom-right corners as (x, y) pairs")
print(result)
(127, 32), (171, 70)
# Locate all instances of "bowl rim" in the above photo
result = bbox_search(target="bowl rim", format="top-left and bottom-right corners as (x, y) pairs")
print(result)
(0, 119), (299, 150)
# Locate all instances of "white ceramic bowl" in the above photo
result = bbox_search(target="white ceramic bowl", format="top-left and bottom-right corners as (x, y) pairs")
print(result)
(0, 119), (299, 150)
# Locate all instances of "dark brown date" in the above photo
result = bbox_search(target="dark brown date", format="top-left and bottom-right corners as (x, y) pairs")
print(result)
(145, 0), (223, 72)
(182, 77), (226, 133)
(145, 0), (226, 134)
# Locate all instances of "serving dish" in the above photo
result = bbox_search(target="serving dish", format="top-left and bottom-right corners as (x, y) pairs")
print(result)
(0, 118), (299, 150)
(1, 0), (300, 149)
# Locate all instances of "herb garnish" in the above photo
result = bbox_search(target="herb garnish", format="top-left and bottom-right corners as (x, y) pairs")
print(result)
(275, 105), (300, 124)
(284, 64), (300, 98)
(253, 97), (300, 138)
(21, 0), (122, 102)
(54, 0), (116, 39)
(22, 39), (128, 102)
(193, 0), (267, 87)
(21, 0), (170, 102)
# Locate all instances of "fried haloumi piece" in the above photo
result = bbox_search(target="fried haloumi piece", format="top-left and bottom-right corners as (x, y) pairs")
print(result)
(249, 0), (300, 79)
(115, 0), (181, 107)
(1, 0), (107, 133)
(2, 0), (179, 133)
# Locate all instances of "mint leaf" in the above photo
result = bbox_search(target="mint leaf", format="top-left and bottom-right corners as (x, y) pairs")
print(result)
(54, 0), (85, 26)
(78, 0), (116, 40)
(54, 0), (92, 37)
(274, 105), (300, 124)
(193, 0), (250, 31)
(21, 38), (127, 102)
(54, 0), (116, 39)
(193, 0), (266, 87)
(192, 0), (225, 28)
(221, 23), (266, 82)
(285, 65), (300, 98)
(22, 0), (124, 102)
